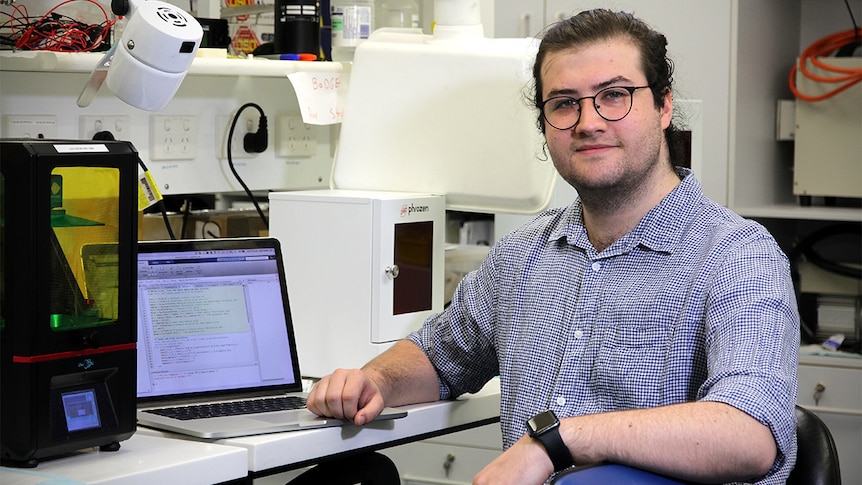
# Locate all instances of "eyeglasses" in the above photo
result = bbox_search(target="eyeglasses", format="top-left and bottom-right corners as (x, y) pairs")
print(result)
(541, 85), (651, 130)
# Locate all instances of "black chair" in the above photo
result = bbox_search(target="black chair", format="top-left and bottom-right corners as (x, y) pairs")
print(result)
(287, 451), (400, 485)
(787, 404), (841, 485)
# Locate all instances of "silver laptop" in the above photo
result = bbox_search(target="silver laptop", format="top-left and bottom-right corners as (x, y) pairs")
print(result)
(135, 237), (406, 439)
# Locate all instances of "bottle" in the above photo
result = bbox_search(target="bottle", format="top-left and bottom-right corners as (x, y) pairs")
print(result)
(330, 0), (375, 62)
(377, 0), (420, 29)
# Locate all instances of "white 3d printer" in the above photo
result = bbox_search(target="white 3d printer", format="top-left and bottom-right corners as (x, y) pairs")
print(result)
(269, 0), (557, 378)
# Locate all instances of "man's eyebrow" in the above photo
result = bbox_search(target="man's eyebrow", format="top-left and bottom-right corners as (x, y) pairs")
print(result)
(545, 75), (635, 98)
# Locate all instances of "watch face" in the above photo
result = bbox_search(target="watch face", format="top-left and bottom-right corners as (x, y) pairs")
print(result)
(527, 410), (559, 434)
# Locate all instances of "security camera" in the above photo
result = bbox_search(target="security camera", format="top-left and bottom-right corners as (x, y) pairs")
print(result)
(78, 0), (202, 111)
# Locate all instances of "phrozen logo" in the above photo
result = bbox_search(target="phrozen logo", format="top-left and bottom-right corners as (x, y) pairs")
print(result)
(400, 203), (430, 217)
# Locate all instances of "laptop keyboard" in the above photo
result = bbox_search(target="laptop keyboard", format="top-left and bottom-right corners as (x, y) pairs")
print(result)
(144, 396), (307, 420)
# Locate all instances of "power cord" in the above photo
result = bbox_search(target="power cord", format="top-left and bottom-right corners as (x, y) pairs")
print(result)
(227, 102), (270, 230)
(93, 130), (177, 239)
(136, 158), (176, 240)
(788, 222), (861, 347)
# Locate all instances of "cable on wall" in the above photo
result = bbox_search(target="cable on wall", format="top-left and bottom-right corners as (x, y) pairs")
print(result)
(227, 102), (270, 230)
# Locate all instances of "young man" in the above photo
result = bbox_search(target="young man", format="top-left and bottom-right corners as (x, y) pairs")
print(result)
(307, 9), (799, 485)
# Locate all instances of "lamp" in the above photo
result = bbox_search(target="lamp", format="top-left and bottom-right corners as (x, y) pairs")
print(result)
(77, 0), (202, 111)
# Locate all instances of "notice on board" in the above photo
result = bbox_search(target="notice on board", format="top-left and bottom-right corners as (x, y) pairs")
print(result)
(286, 72), (347, 125)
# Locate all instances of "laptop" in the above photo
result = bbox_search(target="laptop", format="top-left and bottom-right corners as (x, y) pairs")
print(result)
(135, 237), (407, 439)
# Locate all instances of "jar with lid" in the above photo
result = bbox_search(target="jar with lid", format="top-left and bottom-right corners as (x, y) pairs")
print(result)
(330, 0), (375, 62)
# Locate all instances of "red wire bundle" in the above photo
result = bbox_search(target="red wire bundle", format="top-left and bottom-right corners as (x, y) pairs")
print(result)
(8, 0), (115, 52)
(789, 27), (862, 102)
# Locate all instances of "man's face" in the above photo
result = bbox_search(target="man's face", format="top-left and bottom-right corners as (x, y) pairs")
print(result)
(539, 37), (672, 196)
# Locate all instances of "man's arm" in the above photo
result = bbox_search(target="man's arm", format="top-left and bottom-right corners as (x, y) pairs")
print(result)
(474, 401), (777, 485)
(307, 340), (440, 425)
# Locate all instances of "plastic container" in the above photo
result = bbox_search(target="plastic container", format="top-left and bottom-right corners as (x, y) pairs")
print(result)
(377, 0), (420, 29)
(330, 0), (375, 62)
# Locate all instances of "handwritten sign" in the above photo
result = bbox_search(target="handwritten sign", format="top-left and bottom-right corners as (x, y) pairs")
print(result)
(287, 72), (348, 125)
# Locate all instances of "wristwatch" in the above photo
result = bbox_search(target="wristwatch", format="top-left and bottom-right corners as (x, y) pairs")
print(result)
(525, 410), (574, 472)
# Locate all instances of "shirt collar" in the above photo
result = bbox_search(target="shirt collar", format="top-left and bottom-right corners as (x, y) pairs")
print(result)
(549, 167), (703, 255)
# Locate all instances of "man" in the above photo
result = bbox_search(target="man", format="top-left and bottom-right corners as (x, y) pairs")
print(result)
(308, 9), (799, 485)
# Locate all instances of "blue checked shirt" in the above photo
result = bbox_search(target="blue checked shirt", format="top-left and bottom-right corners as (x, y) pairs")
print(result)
(408, 169), (800, 484)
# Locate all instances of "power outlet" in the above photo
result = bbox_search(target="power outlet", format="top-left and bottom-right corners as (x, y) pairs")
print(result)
(215, 114), (259, 159)
(150, 115), (198, 161)
(79, 115), (131, 141)
(2, 115), (58, 139)
(276, 115), (317, 157)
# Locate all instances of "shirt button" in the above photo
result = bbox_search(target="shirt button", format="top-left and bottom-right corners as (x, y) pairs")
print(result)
(591, 262), (601, 271)
(573, 329), (583, 339)
(556, 396), (566, 406)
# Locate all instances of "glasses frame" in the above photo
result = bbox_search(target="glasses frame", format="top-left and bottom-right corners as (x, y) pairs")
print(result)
(541, 85), (652, 131)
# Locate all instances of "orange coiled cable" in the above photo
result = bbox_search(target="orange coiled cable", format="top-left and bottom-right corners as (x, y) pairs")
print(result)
(789, 27), (862, 102)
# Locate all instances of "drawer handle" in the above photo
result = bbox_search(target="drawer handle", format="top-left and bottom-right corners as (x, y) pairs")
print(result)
(813, 382), (826, 406)
(443, 453), (455, 477)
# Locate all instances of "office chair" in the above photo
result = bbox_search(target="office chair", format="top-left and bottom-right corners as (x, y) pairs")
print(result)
(287, 451), (400, 485)
(787, 404), (842, 485)
(551, 405), (841, 485)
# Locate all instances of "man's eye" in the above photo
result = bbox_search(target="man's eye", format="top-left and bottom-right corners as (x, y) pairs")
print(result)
(600, 89), (627, 102)
(553, 98), (578, 111)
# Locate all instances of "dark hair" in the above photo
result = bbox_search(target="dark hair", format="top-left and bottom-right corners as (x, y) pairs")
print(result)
(532, 9), (686, 167)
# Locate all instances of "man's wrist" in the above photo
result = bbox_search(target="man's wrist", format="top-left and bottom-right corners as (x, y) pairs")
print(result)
(525, 410), (575, 472)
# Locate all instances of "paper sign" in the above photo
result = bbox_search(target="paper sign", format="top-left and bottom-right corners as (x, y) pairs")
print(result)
(287, 72), (347, 125)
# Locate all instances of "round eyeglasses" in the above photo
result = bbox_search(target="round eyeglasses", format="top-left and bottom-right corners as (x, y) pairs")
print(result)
(541, 85), (651, 130)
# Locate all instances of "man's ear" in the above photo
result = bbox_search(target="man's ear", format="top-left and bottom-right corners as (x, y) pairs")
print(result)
(660, 90), (673, 129)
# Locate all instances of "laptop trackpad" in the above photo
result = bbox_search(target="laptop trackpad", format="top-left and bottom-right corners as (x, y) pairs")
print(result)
(252, 412), (333, 426)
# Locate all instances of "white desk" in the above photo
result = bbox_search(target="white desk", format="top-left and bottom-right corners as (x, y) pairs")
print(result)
(0, 433), (248, 485)
(139, 378), (502, 480)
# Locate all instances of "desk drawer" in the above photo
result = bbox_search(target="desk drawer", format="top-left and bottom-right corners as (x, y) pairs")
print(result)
(797, 363), (862, 414)
(796, 360), (862, 485)
(383, 440), (502, 485)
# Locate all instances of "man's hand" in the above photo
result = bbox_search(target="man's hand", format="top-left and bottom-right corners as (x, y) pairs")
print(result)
(306, 368), (386, 426)
(473, 434), (555, 485)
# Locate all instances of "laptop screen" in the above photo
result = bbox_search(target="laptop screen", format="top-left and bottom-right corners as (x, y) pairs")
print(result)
(136, 239), (302, 402)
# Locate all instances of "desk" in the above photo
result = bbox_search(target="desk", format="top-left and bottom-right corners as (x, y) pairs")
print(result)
(0, 433), (248, 485)
(139, 378), (502, 481)
(0, 381), (500, 484)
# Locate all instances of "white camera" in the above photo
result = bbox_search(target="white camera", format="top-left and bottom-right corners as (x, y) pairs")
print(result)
(78, 0), (202, 111)
(106, 1), (202, 111)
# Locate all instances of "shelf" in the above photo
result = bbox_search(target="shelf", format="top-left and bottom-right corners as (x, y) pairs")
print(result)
(0, 50), (344, 77)
(737, 204), (862, 222)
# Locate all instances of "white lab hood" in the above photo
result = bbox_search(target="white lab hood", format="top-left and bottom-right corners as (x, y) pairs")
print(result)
(332, 27), (555, 214)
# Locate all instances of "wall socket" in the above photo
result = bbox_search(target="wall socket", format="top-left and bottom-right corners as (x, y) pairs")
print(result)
(2, 115), (58, 139)
(276, 115), (317, 157)
(79, 115), (131, 141)
(215, 114), (259, 159)
(150, 115), (198, 161)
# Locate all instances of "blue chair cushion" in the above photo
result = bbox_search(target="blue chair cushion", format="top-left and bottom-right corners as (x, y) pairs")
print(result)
(551, 463), (688, 484)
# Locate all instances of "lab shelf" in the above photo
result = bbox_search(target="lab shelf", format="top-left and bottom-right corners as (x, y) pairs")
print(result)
(0, 50), (344, 78)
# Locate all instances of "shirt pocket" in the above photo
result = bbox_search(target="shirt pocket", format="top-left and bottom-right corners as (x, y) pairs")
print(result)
(593, 322), (671, 409)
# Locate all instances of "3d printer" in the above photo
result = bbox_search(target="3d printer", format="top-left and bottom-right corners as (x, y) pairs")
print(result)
(1, 139), (138, 467)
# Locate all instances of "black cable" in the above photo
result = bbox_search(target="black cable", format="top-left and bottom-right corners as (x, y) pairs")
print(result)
(137, 158), (176, 240)
(227, 102), (269, 230)
(837, 0), (861, 56)
(181, 198), (192, 240)
(844, 0), (859, 40)
(788, 222), (861, 345)
(788, 222), (862, 280)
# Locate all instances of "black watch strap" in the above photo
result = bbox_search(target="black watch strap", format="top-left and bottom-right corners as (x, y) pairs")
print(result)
(535, 424), (572, 472)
